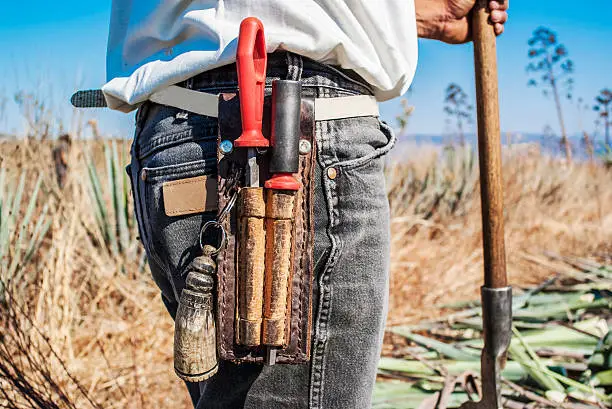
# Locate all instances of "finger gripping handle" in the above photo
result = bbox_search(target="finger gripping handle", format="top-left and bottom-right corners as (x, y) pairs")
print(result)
(235, 17), (269, 148)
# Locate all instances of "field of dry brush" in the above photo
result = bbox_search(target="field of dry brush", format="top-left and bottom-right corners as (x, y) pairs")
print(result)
(0, 138), (611, 408)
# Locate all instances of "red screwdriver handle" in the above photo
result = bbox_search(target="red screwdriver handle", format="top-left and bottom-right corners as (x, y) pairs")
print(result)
(235, 17), (269, 148)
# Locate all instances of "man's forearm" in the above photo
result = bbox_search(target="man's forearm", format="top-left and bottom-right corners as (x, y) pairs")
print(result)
(415, 0), (447, 40)
(416, 0), (509, 44)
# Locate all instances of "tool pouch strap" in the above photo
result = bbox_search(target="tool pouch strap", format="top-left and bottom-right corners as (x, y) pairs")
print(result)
(215, 93), (315, 364)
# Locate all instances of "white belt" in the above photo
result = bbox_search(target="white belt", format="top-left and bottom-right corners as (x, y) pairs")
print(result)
(148, 85), (379, 121)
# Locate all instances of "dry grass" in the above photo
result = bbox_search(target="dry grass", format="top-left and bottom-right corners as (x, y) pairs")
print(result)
(387, 146), (612, 325)
(0, 140), (190, 408)
(1, 139), (611, 407)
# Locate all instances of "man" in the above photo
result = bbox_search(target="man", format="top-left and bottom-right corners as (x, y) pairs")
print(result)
(106, 1), (508, 408)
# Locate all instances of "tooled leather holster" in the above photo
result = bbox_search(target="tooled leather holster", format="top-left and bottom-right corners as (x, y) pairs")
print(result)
(215, 93), (316, 364)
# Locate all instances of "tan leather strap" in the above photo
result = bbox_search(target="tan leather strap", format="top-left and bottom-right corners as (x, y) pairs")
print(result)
(313, 94), (379, 121)
(149, 85), (379, 121)
(149, 86), (220, 118)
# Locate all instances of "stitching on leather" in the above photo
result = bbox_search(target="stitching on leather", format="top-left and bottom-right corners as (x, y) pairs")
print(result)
(286, 192), (298, 352)
(218, 165), (231, 358)
(163, 175), (207, 187)
(304, 132), (317, 361)
(294, 92), (311, 361)
(165, 207), (205, 215)
(299, 132), (316, 362)
(296, 151), (307, 353)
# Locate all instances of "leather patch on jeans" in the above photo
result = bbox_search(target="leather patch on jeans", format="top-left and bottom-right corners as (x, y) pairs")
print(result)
(163, 175), (218, 216)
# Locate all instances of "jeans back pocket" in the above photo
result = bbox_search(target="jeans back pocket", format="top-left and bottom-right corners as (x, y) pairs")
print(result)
(130, 102), (220, 301)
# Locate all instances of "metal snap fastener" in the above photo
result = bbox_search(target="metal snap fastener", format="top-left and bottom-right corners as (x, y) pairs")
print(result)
(299, 139), (312, 155)
(327, 167), (337, 180)
(220, 139), (234, 154)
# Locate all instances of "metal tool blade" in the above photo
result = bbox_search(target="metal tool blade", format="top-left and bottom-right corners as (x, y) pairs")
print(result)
(265, 347), (277, 366)
(245, 148), (260, 187)
(459, 286), (512, 409)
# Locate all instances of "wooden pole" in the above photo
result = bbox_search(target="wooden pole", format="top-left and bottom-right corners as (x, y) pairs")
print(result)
(459, 7), (513, 408)
(473, 0), (507, 289)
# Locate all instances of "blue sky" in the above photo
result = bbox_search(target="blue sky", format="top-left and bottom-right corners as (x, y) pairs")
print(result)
(0, 1), (610, 140)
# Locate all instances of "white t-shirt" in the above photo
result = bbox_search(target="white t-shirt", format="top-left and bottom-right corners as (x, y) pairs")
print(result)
(103, 0), (418, 112)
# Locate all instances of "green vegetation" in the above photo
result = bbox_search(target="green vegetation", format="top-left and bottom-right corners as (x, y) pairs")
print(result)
(375, 256), (612, 408)
(0, 170), (50, 301)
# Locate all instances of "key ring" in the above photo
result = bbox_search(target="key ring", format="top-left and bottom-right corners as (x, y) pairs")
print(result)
(199, 221), (227, 256)
(198, 190), (239, 255)
(218, 190), (238, 224)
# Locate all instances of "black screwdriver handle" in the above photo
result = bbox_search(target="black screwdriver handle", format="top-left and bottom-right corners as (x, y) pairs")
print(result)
(270, 80), (302, 175)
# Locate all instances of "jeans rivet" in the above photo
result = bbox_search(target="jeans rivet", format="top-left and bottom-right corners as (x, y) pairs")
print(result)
(140, 169), (147, 181)
(299, 139), (312, 155)
(219, 139), (234, 154)
(327, 167), (337, 180)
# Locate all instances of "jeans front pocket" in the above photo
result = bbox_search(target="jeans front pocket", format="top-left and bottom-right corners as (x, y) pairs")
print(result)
(317, 116), (396, 171)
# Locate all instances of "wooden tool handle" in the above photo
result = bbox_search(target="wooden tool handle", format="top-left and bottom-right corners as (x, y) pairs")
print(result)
(237, 187), (266, 346)
(262, 190), (295, 346)
(473, 0), (507, 289)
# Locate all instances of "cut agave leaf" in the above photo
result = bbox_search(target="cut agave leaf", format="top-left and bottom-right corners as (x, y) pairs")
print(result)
(373, 381), (468, 409)
(588, 331), (612, 371)
(592, 369), (612, 386)
(390, 329), (480, 361)
(378, 357), (528, 382)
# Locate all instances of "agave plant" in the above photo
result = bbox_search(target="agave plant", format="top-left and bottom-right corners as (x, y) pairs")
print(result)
(386, 144), (479, 220)
(599, 143), (612, 169)
(0, 169), (51, 300)
(85, 140), (142, 264)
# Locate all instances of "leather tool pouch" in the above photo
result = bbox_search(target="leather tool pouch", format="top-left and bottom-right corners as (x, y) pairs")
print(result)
(215, 93), (315, 364)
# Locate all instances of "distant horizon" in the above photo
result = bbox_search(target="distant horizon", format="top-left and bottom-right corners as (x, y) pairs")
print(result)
(1, 129), (603, 146)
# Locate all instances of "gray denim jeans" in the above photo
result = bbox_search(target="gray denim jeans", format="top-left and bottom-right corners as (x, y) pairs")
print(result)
(128, 53), (395, 409)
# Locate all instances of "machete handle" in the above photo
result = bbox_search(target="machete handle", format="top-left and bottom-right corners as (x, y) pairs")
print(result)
(235, 17), (269, 148)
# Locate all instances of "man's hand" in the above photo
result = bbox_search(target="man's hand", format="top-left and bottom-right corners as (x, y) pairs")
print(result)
(416, 0), (509, 44)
